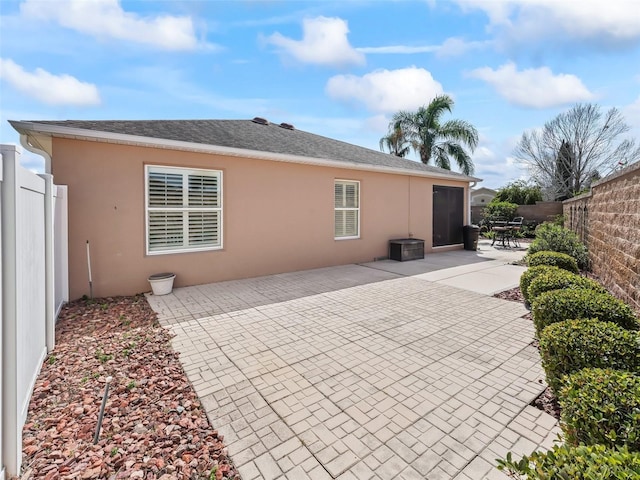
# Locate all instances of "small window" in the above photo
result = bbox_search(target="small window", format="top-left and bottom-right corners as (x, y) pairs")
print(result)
(145, 166), (222, 254)
(334, 180), (360, 239)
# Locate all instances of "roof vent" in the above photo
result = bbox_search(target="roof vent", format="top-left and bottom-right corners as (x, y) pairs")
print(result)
(252, 117), (269, 125)
(279, 122), (295, 130)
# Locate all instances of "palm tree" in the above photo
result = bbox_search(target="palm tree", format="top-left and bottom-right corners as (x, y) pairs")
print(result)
(379, 121), (410, 158)
(388, 94), (479, 175)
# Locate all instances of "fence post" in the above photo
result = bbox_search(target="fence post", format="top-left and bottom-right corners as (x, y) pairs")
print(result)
(1, 148), (5, 480)
(1, 145), (20, 477)
(54, 185), (69, 317)
(39, 174), (55, 352)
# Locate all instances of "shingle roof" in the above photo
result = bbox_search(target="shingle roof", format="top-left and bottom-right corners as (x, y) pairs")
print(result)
(10, 119), (478, 180)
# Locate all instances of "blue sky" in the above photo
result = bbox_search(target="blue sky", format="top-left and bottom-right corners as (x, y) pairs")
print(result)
(1, 0), (639, 188)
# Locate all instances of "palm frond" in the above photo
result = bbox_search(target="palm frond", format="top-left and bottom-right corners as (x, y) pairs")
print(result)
(432, 146), (451, 170)
(439, 120), (479, 151)
(445, 142), (475, 176)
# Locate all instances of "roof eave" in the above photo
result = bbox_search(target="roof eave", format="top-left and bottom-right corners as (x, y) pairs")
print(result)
(9, 120), (482, 183)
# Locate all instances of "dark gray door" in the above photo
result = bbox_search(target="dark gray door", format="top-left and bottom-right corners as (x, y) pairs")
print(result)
(433, 186), (464, 246)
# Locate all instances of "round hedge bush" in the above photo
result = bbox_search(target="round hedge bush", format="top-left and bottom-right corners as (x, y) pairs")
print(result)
(527, 270), (603, 302)
(559, 368), (640, 450)
(532, 288), (639, 337)
(528, 223), (589, 269)
(527, 268), (605, 302)
(497, 444), (640, 479)
(539, 319), (640, 393)
(519, 265), (559, 305)
(527, 250), (579, 274)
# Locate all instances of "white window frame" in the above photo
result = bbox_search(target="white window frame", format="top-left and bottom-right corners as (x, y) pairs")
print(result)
(145, 165), (223, 255)
(334, 179), (360, 240)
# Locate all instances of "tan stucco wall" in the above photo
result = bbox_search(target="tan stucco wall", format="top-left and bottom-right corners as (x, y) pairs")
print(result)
(52, 138), (469, 299)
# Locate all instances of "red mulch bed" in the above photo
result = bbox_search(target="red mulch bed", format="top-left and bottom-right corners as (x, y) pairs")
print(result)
(20, 296), (239, 480)
(493, 286), (525, 304)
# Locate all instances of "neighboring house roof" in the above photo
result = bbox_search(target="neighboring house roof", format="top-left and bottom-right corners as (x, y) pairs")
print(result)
(9, 119), (480, 182)
(471, 187), (497, 196)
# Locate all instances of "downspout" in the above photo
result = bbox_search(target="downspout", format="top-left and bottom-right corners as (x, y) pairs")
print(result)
(468, 181), (477, 224)
(19, 134), (52, 173)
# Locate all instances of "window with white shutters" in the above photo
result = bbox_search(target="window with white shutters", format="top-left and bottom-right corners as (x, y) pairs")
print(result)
(334, 180), (360, 239)
(145, 166), (222, 254)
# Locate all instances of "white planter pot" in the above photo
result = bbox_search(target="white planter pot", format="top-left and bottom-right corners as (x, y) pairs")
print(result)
(148, 272), (176, 295)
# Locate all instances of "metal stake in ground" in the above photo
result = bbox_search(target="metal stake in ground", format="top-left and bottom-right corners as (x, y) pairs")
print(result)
(86, 240), (93, 299)
(93, 376), (112, 444)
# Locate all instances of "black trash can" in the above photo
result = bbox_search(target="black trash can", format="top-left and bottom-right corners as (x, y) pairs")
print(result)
(463, 225), (480, 251)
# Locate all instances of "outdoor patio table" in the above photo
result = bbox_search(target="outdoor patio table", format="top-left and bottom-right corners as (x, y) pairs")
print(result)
(491, 222), (521, 248)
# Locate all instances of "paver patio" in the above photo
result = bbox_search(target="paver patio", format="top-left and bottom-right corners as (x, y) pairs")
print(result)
(148, 248), (560, 479)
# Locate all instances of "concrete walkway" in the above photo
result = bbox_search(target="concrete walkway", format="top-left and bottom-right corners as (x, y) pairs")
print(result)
(147, 241), (559, 479)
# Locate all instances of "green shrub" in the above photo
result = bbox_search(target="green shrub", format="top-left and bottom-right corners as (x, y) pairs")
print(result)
(527, 250), (579, 274)
(527, 269), (605, 302)
(493, 180), (542, 205)
(528, 223), (589, 270)
(532, 288), (639, 337)
(519, 265), (558, 305)
(559, 368), (640, 449)
(484, 201), (519, 221)
(497, 444), (640, 479)
(539, 319), (640, 393)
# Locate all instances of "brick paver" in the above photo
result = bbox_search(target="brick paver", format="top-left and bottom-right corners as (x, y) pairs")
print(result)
(148, 264), (559, 479)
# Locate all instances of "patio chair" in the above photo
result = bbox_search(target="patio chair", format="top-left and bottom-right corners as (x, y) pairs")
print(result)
(507, 217), (524, 247)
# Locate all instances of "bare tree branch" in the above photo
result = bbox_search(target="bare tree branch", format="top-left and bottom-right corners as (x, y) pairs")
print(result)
(513, 104), (640, 200)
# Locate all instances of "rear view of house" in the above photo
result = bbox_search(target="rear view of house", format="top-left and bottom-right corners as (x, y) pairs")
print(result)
(10, 118), (479, 299)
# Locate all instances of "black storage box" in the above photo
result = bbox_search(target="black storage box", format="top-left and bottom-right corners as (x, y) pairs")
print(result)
(389, 238), (425, 261)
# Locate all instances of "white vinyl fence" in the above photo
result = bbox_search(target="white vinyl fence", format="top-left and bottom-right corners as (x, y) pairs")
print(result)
(1, 144), (68, 478)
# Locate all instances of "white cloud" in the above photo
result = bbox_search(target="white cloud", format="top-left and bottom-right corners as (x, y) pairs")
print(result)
(364, 114), (391, 134)
(436, 37), (490, 57)
(20, 0), (200, 51)
(468, 62), (594, 108)
(326, 67), (444, 113)
(264, 16), (365, 67)
(623, 95), (640, 134)
(471, 137), (528, 188)
(357, 45), (439, 54)
(0, 58), (100, 106)
(456, 0), (640, 47)
(357, 37), (490, 57)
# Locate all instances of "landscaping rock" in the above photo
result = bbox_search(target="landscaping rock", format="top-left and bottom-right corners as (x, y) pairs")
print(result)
(20, 296), (240, 479)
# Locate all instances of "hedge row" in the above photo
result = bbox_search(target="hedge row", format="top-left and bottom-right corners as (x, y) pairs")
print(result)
(539, 319), (640, 393)
(532, 288), (639, 337)
(560, 368), (640, 450)
(500, 226), (640, 478)
(527, 268), (604, 302)
(527, 250), (579, 274)
(498, 444), (640, 479)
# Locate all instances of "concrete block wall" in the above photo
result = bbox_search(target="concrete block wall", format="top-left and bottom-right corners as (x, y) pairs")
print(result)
(471, 201), (562, 226)
(564, 162), (640, 313)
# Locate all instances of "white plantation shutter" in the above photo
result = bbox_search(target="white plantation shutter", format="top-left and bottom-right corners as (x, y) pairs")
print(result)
(334, 180), (360, 238)
(146, 166), (222, 254)
(188, 174), (219, 207)
(188, 211), (220, 246)
(148, 172), (183, 207)
(149, 211), (183, 249)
